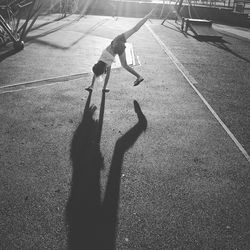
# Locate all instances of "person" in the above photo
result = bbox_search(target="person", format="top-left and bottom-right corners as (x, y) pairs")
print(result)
(85, 8), (155, 93)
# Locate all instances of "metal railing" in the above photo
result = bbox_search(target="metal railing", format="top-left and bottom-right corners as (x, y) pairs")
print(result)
(0, 0), (41, 49)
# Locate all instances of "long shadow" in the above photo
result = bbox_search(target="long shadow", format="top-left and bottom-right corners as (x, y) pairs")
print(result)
(168, 26), (250, 64)
(162, 22), (188, 37)
(26, 18), (109, 50)
(100, 100), (147, 250)
(26, 16), (81, 43)
(29, 14), (69, 32)
(195, 36), (250, 63)
(66, 92), (147, 249)
(210, 41), (250, 63)
(216, 29), (250, 44)
(66, 91), (104, 250)
(0, 47), (20, 62)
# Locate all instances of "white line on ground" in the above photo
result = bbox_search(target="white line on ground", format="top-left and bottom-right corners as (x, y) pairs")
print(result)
(0, 60), (142, 95)
(146, 23), (250, 164)
(0, 72), (91, 95)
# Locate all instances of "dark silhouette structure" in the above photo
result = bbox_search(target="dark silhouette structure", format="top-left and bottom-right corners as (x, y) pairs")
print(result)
(66, 91), (147, 250)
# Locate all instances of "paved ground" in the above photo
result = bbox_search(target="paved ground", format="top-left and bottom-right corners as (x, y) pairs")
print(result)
(0, 14), (250, 249)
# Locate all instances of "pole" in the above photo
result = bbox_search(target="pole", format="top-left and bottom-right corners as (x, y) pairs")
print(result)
(160, 0), (166, 18)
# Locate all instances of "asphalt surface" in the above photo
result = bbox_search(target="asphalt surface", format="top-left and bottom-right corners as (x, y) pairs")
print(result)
(0, 14), (250, 249)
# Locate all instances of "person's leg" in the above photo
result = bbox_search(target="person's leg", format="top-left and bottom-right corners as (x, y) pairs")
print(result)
(119, 53), (140, 78)
(119, 53), (144, 86)
(123, 8), (155, 40)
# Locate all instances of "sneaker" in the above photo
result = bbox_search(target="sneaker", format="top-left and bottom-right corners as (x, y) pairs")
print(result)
(133, 77), (144, 86)
(102, 88), (110, 93)
(85, 87), (93, 91)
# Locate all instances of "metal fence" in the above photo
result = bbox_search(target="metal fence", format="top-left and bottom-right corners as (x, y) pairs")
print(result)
(126, 0), (250, 11)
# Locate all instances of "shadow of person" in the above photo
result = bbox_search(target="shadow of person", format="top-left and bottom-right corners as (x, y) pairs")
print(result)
(65, 91), (105, 250)
(100, 100), (147, 250)
(66, 95), (147, 250)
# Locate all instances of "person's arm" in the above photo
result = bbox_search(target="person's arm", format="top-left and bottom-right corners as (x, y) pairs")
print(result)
(103, 66), (111, 91)
(91, 74), (96, 86)
(85, 74), (96, 91)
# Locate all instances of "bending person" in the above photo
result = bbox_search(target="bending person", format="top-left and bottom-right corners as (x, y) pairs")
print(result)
(86, 9), (155, 93)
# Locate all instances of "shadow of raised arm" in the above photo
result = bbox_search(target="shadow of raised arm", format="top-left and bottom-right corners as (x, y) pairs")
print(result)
(101, 100), (147, 250)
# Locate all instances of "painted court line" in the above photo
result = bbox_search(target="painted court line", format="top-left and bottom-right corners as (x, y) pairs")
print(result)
(0, 59), (141, 95)
(0, 72), (90, 94)
(146, 24), (250, 164)
(0, 44), (140, 94)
